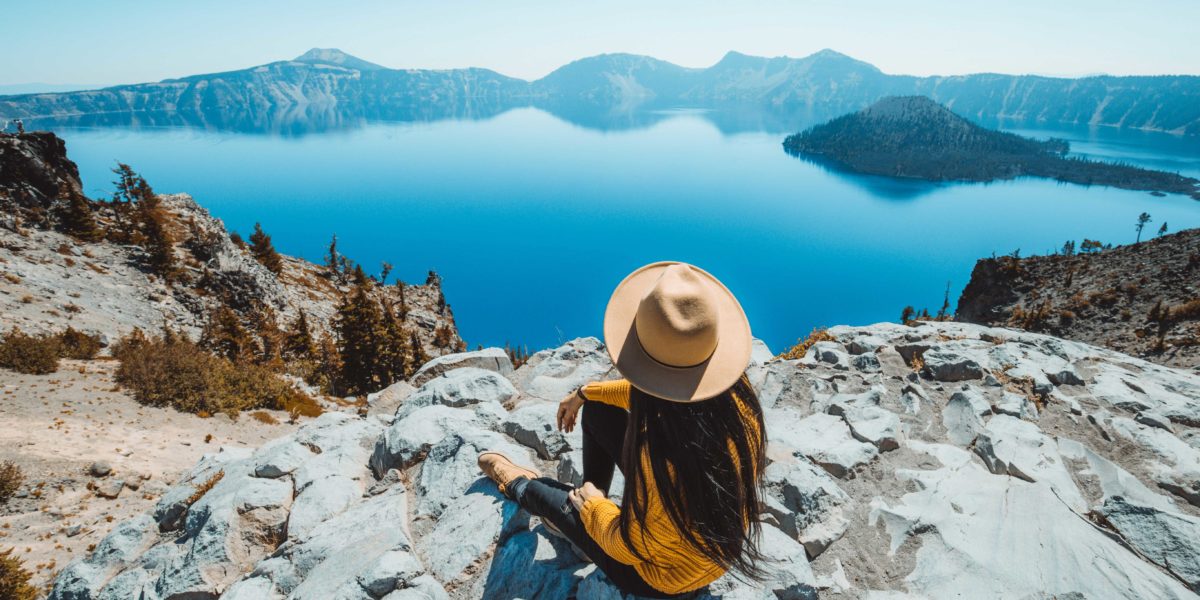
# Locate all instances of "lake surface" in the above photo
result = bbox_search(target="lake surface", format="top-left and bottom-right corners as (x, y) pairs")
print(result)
(41, 107), (1200, 353)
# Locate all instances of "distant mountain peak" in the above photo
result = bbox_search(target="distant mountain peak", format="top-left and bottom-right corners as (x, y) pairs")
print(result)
(293, 48), (385, 71)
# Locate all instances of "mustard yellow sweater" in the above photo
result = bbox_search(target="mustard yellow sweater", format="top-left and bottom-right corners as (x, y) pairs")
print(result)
(578, 379), (760, 595)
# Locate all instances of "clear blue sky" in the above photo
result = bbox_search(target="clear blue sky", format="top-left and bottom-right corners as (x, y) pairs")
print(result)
(1, 0), (1196, 85)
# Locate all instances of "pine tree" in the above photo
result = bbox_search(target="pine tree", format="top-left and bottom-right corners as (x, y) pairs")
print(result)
(335, 279), (387, 395)
(396, 281), (409, 320)
(253, 305), (286, 370)
(284, 310), (317, 360)
(324, 234), (340, 279)
(379, 298), (410, 380)
(55, 182), (102, 242)
(410, 331), (430, 372)
(1158, 222), (1169, 238)
(249, 222), (284, 274)
(202, 306), (258, 364)
(133, 177), (178, 281)
(1135, 212), (1152, 243)
(380, 262), (393, 286)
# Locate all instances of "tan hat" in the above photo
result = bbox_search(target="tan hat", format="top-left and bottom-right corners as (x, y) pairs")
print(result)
(603, 261), (752, 402)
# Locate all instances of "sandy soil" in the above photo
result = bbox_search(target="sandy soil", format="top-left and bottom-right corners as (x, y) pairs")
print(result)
(0, 359), (303, 593)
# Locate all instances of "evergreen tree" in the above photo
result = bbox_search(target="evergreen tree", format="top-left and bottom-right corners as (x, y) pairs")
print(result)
(379, 298), (410, 380)
(136, 182), (178, 281)
(284, 310), (317, 360)
(335, 279), (387, 395)
(410, 331), (430, 371)
(380, 262), (393, 286)
(324, 234), (340, 278)
(396, 281), (409, 320)
(900, 306), (916, 325)
(253, 305), (286, 370)
(1135, 212), (1152, 243)
(202, 306), (258, 364)
(248, 222), (283, 274)
(1158, 222), (1169, 238)
(55, 182), (101, 242)
(229, 231), (246, 248)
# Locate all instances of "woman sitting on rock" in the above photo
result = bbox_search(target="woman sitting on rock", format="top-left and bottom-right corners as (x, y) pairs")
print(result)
(479, 261), (768, 598)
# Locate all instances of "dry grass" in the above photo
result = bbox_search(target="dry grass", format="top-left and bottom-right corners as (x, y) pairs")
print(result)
(113, 330), (322, 418)
(2, 274), (20, 284)
(0, 462), (23, 504)
(0, 547), (38, 600)
(249, 411), (279, 425)
(184, 471), (223, 508)
(777, 328), (836, 360)
(0, 329), (60, 375)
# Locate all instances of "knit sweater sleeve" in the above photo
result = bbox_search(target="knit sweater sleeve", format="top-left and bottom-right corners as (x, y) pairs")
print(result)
(580, 496), (641, 565)
(580, 379), (631, 410)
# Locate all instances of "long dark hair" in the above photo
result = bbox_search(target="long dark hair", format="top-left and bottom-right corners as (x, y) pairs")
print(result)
(618, 373), (768, 580)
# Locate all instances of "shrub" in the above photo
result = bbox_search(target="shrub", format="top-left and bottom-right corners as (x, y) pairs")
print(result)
(0, 462), (23, 504)
(778, 328), (836, 360)
(57, 327), (102, 359)
(249, 411), (279, 425)
(113, 330), (319, 418)
(0, 329), (60, 374)
(0, 547), (38, 600)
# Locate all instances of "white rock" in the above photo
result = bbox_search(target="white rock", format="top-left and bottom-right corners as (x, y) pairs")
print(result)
(973, 415), (1086, 511)
(395, 367), (518, 421)
(509, 337), (614, 401)
(768, 411), (877, 478)
(410, 347), (514, 387)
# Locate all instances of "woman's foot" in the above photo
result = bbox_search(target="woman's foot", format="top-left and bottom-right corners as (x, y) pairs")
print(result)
(477, 452), (540, 495)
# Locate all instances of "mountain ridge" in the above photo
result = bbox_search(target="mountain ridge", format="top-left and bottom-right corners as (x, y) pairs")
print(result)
(2, 49), (1198, 135)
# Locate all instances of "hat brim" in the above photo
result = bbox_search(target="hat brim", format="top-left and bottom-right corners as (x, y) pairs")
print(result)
(603, 262), (752, 402)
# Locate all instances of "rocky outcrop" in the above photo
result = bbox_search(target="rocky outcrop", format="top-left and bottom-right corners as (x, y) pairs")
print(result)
(48, 321), (1200, 598)
(0, 132), (82, 218)
(0, 132), (463, 354)
(956, 228), (1200, 371)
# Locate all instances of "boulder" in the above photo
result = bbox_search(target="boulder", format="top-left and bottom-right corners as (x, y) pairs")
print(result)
(371, 403), (504, 476)
(48, 515), (158, 600)
(1098, 496), (1200, 591)
(942, 389), (989, 446)
(748, 359), (813, 410)
(287, 475), (362, 540)
(414, 429), (532, 519)
(411, 347), (515, 387)
(992, 390), (1038, 420)
(762, 455), (851, 557)
(420, 480), (528, 584)
(973, 415), (1086, 511)
(922, 349), (984, 381)
(502, 401), (579, 459)
(768, 411), (877, 478)
(509, 337), (614, 401)
(395, 367), (518, 421)
(842, 406), (901, 452)
(253, 439), (316, 478)
(368, 380), (417, 419)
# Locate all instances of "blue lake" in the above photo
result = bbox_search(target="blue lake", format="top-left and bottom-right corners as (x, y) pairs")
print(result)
(43, 108), (1200, 353)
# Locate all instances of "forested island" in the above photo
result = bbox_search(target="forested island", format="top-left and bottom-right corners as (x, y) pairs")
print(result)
(783, 96), (1200, 199)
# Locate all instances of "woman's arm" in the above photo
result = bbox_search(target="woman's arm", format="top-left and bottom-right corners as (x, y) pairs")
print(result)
(557, 379), (632, 432)
(579, 495), (642, 566)
(580, 379), (632, 410)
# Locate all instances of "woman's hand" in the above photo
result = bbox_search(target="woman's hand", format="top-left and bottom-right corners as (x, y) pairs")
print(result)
(568, 482), (605, 512)
(557, 388), (586, 432)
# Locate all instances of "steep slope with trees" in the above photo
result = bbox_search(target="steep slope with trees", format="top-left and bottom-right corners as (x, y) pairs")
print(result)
(957, 227), (1200, 370)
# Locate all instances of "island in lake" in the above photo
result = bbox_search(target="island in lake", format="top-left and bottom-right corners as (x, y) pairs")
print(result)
(783, 95), (1200, 199)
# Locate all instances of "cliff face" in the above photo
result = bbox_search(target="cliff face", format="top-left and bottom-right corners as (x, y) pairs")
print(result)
(957, 229), (1200, 371)
(45, 322), (1200, 598)
(0, 132), (82, 218)
(0, 131), (463, 357)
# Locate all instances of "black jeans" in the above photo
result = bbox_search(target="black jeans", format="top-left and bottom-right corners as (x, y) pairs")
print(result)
(506, 401), (688, 599)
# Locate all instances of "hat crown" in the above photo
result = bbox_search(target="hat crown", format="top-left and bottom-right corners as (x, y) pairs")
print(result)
(634, 264), (720, 368)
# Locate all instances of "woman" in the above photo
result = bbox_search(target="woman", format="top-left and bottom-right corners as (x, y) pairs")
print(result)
(478, 261), (768, 598)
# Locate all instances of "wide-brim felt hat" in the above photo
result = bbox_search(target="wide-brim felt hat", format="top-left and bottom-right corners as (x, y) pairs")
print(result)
(602, 261), (752, 402)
